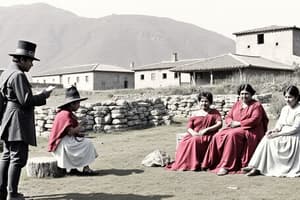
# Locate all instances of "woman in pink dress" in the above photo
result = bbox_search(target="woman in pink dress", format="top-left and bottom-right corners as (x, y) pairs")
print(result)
(166, 92), (222, 171)
(201, 84), (268, 175)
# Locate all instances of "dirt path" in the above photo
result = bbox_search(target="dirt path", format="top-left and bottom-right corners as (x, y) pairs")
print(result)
(16, 119), (300, 200)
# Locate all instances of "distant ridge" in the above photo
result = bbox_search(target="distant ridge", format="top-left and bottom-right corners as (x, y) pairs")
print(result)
(0, 3), (235, 74)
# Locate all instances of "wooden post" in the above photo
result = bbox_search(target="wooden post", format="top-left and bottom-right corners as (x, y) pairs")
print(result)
(26, 157), (65, 178)
(178, 72), (182, 86)
(239, 68), (243, 83)
(192, 72), (196, 86)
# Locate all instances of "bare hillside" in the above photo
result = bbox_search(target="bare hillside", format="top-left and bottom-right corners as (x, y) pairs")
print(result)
(0, 3), (235, 73)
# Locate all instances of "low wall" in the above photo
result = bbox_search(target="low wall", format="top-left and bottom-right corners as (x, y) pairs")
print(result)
(162, 93), (272, 118)
(35, 98), (172, 136)
(35, 93), (273, 136)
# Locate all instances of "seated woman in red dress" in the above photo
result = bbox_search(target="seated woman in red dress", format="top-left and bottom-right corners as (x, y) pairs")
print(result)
(166, 92), (222, 171)
(201, 84), (268, 175)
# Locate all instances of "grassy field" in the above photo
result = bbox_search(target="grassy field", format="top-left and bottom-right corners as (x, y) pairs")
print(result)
(13, 117), (300, 200)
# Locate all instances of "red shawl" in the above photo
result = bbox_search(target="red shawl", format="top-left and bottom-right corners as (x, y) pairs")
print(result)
(48, 109), (78, 152)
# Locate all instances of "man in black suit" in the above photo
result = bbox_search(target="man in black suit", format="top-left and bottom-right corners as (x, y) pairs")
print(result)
(0, 40), (52, 200)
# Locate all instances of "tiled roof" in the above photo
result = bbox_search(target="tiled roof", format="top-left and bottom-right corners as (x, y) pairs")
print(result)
(171, 53), (295, 72)
(133, 59), (203, 71)
(233, 54), (294, 70)
(233, 25), (300, 36)
(32, 63), (133, 77)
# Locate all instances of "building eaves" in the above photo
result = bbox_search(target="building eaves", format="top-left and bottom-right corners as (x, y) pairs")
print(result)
(171, 54), (295, 72)
(133, 59), (203, 71)
(32, 63), (133, 77)
(233, 25), (300, 36)
(234, 54), (295, 71)
(171, 54), (246, 72)
(94, 64), (133, 73)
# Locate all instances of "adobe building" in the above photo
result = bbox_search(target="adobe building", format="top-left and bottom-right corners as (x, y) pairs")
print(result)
(234, 25), (300, 66)
(134, 53), (202, 89)
(172, 25), (299, 85)
(32, 63), (134, 91)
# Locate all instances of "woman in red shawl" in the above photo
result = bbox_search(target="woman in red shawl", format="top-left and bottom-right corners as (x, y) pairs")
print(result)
(48, 86), (98, 175)
(166, 92), (222, 171)
(201, 84), (268, 175)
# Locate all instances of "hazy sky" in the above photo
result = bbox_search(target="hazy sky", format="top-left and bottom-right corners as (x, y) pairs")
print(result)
(0, 0), (299, 39)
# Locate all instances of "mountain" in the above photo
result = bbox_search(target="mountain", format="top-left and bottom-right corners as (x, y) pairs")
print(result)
(0, 3), (235, 74)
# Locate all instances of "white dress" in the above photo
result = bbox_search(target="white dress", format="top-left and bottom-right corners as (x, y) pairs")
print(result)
(248, 104), (300, 177)
(52, 135), (98, 171)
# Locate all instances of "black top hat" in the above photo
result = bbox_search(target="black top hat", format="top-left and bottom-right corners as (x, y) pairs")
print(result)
(57, 86), (88, 108)
(9, 40), (40, 61)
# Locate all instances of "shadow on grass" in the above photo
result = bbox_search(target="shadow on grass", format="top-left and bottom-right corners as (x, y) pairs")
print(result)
(65, 168), (143, 177)
(98, 168), (144, 176)
(29, 192), (173, 200)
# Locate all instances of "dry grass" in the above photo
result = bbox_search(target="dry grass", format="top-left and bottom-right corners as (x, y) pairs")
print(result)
(14, 118), (300, 200)
(41, 79), (298, 108)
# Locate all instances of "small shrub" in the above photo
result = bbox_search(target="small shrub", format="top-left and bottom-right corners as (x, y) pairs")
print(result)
(210, 85), (227, 94)
(269, 92), (285, 119)
(107, 93), (114, 99)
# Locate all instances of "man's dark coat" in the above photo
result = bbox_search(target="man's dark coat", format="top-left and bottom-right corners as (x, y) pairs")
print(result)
(0, 63), (47, 146)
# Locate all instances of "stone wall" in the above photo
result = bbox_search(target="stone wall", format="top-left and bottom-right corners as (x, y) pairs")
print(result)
(162, 93), (272, 118)
(35, 98), (172, 136)
(35, 93), (273, 137)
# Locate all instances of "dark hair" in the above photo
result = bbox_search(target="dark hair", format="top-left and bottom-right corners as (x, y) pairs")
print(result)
(237, 84), (256, 96)
(283, 85), (300, 102)
(12, 56), (33, 63)
(197, 91), (213, 104)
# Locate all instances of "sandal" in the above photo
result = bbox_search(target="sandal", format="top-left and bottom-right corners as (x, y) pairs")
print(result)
(241, 166), (253, 173)
(82, 166), (99, 176)
(68, 168), (82, 176)
(245, 168), (260, 176)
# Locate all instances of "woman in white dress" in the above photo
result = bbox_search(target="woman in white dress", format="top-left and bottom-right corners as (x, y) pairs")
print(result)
(48, 86), (98, 175)
(243, 85), (300, 177)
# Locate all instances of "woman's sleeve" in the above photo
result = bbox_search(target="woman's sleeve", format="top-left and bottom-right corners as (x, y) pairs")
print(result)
(240, 104), (263, 128)
(48, 111), (73, 152)
(52, 112), (73, 135)
(214, 110), (222, 122)
(187, 117), (194, 129)
(12, 73), (46, 107)
(225, 103), (236, 125)
(279, 111), (300, 136)
(274, 107), (285, 130)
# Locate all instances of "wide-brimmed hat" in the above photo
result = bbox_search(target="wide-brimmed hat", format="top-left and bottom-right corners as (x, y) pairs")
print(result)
(9, 40), (40, 61)
(58, 86), (88, 108)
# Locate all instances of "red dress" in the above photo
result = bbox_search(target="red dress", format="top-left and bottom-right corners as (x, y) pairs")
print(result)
(166, 109), (222, 171)
(201, 100), (268, 173)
